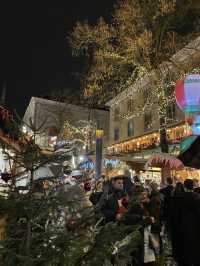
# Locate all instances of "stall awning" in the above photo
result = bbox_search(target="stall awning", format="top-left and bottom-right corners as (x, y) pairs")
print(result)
(146, 153), (185, 170)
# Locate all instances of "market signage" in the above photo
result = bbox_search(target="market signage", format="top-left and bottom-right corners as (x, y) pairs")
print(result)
(96, 129), (104, 139)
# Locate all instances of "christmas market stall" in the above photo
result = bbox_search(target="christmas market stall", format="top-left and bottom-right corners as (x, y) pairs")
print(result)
(145, 153), (185, 170)
(146, 152), (200, 183)
(146, 153), (188, 184)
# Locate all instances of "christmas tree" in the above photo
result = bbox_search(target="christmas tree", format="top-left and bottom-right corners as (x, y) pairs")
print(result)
(0, 117), (143, 266)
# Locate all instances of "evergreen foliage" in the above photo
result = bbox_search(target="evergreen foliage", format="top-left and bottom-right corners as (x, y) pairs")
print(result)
(0, 122), (143, 266)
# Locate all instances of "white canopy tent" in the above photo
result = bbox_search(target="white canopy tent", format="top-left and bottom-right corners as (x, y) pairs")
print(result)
(16, 165), (55, 187)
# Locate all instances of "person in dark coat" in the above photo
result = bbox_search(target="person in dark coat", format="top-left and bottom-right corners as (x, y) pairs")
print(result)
(170, 179), (200, 266)
(101, 176), (127, 223)
(169, 182), (185, 262)
(193, 178), (200, 194)
(123, 175), (134, 198)
(148, 190), (162, 227)
(160, 177), (174, 227)
(173, 182), (185, 197)
(160, 177), (174, 198)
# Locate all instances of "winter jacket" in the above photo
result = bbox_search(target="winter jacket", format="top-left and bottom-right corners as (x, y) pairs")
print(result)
(101, 190), (126, 223)
(170, 192), (200, 264)
(160, 185), (174, 223)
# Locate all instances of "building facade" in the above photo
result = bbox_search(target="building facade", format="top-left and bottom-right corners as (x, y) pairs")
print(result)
(106, 36), (200, 174)
(23, 97), (109, 151)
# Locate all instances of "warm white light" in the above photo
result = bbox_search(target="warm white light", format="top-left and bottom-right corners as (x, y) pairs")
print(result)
(79, 155), (84, 162)
(72, 156), (76, 169)
(49, 136), (57, 147)
(22, 126), (27, 134)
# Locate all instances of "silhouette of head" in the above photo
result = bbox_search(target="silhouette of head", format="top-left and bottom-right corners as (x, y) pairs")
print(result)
(184, 179), (193, 191)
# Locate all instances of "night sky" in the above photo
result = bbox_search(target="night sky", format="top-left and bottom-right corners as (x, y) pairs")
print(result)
(0, 1), (115, 115)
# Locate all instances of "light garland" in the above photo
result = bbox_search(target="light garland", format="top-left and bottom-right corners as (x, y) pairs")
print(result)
(119, 97), (176, 120)
(60, 119), (97, 150)
(107, 123), (191, 155)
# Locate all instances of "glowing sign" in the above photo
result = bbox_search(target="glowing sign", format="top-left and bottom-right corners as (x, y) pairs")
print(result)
(96, 129), (104, 138)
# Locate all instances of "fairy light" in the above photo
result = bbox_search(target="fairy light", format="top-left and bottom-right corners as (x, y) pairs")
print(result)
(107, 123), (191, 155)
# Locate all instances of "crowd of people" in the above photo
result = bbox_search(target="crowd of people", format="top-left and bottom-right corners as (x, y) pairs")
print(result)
(89, 174), (200, 266)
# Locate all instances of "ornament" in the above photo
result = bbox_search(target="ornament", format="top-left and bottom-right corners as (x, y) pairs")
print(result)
(121, 197), (129, 208)
(1, 172), (12, 182)
(84, 182), (91, 192)
(175, 74), (200, 113)
(66, 218), (78, 231)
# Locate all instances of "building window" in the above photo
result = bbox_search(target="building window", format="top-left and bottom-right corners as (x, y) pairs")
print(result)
(144, 112), (152, 131)
(114, 128), (119, 141)
(48, 126), (58, 136)
(127, 120), (134, 137)
(114, 107), (120, 121)
(96, 119), (100, 129)
(127, 99), (134, 113)
(166, 103), (176, 121)
(143, 89), (150, 103)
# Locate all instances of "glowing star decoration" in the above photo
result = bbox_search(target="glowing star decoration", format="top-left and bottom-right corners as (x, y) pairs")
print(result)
(175, 74), (200, 113)
(191, 114), (200, 135)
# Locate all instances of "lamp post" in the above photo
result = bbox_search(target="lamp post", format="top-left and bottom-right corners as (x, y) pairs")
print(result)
(95, 129), (104, 180)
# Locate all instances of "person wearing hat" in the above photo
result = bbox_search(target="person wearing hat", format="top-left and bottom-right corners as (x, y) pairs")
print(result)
(170, 179), (200, 266)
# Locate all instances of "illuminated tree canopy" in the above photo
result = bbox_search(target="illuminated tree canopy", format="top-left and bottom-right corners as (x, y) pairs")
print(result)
(70, 0), (200, 104)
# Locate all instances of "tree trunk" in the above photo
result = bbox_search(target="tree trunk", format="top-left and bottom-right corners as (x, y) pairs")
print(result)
(160, 128), (168, 152)
(26, 221), (31, 256)
(159, 118), (168, 153)
(159, 116), (170, 186)
(26, 169), (34, 256)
